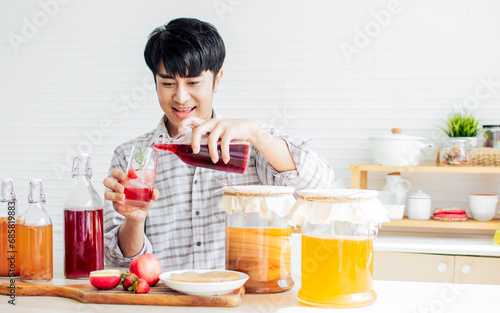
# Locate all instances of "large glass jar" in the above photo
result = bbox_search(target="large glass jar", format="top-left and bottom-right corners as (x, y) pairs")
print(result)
(288, 189), (389, 308)
(219, 185), (295, 293)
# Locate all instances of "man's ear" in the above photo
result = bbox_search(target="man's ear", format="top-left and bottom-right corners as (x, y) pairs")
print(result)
(213, 69), (223, 92)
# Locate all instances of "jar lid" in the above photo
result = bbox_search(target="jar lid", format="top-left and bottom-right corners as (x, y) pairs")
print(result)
(218, 185), (296, 219)
(408, 190), (431, 199)
(288, 189), (389, 226)
(222, 185), (294, 196)
(368, 128), (425, 142)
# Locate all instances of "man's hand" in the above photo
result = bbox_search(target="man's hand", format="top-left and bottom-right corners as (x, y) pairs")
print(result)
(103, 168), (159, 222)
(178, 117), (260, 164)
(178, 117), (296, 172)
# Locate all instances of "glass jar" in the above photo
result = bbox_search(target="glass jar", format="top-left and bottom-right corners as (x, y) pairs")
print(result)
(1, 178), (18, 278)
(219, 185), (295, 293)
(19, 179), (53, 282)
(64, 155), (104, 279)
(482, 125), (500, 148)
(288, 189), (389, 308)
(439, 138), (473, 166)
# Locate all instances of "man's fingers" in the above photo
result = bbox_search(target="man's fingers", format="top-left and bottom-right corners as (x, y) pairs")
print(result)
(103, 176), (124, 193)
(110, 168), (127, 182)
(207, 125), (224, 163)
(105, 190), (125, 202)
(152, 189), (160, 201)
(178, 116), (207, 133)
(220, 134), (233, 164)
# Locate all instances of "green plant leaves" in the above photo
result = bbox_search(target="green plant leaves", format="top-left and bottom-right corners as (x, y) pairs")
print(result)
(133, 147), (146, 169)
(441, 111), (480, 137)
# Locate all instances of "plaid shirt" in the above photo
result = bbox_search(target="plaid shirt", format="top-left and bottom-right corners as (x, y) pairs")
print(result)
(103, 114), (335, 270)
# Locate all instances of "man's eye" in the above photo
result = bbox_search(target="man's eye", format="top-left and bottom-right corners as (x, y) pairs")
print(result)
(188, 81), (200, 85)
(162, 82), (174, 86)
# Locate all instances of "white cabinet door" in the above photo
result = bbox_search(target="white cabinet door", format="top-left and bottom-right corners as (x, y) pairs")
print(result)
(454, 256), (500, 285)
(374, 251), (454, 283)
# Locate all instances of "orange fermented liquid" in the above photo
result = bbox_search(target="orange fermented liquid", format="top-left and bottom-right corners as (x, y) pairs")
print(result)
(298, 235), (376, 308)
(19, 224), (53, 282)
(226, 227), (293, 293)
(0, 217), (19, 277)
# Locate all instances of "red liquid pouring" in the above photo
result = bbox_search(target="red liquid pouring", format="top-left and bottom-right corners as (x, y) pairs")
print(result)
(64, 209), (104, 279)
(154, 143), (250, 174)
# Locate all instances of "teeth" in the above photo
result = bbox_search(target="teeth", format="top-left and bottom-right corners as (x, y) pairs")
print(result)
(175, 107), (194, 113)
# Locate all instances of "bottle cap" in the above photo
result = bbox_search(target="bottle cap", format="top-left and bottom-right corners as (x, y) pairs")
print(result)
(31, 178), (43, 185)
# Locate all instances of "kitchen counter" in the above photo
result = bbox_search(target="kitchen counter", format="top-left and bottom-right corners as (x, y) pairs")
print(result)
(2, 273), (500, 313)
(374, 232), (500, 257)
(3, 234), (499, 312)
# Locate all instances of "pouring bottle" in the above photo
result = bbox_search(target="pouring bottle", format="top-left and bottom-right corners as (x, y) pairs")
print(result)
(64, 155), (104, 279)
(382, 172), (411, 205)
(0, 178), (18, 278)
(154, 128), (250, 174)
(19, 179), (53, 282)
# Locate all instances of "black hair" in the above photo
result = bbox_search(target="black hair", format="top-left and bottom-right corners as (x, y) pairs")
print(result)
(144, 18), (225, 80)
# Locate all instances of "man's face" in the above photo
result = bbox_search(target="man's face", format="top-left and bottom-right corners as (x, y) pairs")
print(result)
(156, 62), (222, 136)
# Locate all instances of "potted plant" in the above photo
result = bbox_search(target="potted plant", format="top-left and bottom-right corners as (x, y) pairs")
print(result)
(440, 111), (481, 139)
(438, 111), (481, 166)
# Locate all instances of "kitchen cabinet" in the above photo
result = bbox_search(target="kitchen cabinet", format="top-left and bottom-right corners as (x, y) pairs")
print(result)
(374, 251), (454, 283)
(374, 251), (500, 285)
(350, 164), (500, 234)
(353, 165), (500, 285)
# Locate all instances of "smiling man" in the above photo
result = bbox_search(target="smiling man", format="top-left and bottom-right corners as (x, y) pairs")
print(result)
(102, 18), (335, 270)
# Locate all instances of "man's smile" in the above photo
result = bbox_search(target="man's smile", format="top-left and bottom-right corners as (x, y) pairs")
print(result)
(172, 106), (196, 119)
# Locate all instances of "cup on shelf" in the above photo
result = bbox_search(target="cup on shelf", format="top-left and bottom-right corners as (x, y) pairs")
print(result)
(407, 190), (432, 220)
(469, 194), (500, 221)
(377, 191), (404, 220)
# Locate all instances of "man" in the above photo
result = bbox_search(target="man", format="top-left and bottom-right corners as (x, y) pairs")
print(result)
(103, 18), (334, 270)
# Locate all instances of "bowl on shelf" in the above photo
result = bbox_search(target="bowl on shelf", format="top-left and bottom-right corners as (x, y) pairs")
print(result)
(385, 205), (405, 220)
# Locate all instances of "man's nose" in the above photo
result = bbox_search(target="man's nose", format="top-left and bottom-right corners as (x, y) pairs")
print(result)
(173, 84), (191, 104)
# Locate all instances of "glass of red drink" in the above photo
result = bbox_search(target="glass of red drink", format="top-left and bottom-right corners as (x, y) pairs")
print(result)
(123, 146), (158, 209)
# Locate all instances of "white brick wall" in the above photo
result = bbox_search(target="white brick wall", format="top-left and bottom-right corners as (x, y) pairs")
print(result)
(1, 0), (500, 258)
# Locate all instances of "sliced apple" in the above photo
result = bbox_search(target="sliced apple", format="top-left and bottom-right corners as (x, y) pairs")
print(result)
(89, 269), (122, 290)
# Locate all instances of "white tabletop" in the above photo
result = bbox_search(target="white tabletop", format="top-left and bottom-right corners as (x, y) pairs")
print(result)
(2, 276), (500, 313)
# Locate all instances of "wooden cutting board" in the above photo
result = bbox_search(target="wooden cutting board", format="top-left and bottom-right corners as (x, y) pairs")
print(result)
(0, 282), (244, 307)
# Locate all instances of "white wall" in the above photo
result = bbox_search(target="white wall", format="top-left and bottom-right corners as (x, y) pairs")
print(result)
(1, 0), (500, 258)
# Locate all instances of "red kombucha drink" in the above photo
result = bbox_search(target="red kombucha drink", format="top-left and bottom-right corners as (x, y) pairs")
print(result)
(154, 142), (250, 174)
(123, 168), (156, 209)
(64, 209), (104, 279)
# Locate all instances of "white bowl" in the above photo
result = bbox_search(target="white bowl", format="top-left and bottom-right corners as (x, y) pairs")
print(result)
(385, 204), (405, 220)
(159, 270), (249, 296)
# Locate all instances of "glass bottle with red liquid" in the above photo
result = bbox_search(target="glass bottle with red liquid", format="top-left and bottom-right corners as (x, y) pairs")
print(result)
(19, 179), (53, 282)
(0, 178), (19, 278)
(154, 128), (250, 174)
(64, 155), (104, 279)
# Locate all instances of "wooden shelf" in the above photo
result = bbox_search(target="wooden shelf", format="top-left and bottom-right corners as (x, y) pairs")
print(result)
(350, 164), (500, 235)
(350, 164), (500, 189)
(350, 164), (500, 174)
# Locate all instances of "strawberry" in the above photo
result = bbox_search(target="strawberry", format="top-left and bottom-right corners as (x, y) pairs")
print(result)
(127, 168), (138, 179)
(120, 272), (139, 291)
(131, 277), (150, 294)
